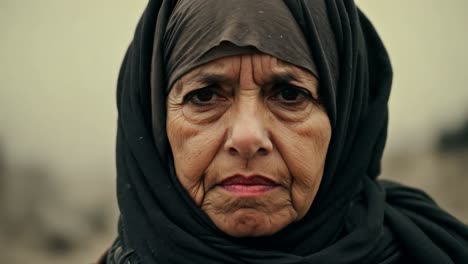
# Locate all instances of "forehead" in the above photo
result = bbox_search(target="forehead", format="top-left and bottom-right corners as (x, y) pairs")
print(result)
(174, 54), (317, 92)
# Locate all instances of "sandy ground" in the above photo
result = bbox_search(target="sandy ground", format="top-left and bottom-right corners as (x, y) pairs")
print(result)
(2, 234), (114, 264)
(381, 150), (468, 222)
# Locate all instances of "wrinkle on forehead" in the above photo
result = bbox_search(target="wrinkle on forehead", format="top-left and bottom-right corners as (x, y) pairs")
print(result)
(179, 54), (317, 85)
(173, 53), (319, 97)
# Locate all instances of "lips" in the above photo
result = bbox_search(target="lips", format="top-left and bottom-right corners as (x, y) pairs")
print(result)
(219, 175), (278, 196)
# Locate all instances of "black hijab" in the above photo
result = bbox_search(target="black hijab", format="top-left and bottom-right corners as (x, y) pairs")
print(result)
(113, 0), (468, 263)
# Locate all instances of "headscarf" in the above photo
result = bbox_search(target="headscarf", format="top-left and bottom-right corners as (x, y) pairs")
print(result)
(113, 0), (468, 263)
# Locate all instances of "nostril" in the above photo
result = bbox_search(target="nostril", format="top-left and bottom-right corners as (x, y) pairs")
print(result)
(258, 147), (268, 156)
(225, 127), (273, 158)
(229, 147), (238, 156)
(228, 146), (269, 158)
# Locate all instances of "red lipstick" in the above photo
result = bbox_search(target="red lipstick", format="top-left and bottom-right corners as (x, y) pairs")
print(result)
(220, 175), (278, 196)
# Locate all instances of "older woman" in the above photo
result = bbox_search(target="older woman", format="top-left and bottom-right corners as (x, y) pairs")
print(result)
(101, 0), (468, 263)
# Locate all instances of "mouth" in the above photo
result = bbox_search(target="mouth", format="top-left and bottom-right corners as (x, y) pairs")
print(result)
(219, 175), (279, 197)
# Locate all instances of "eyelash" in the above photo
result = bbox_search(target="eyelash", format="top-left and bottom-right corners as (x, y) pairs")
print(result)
(183, 85), (223, 106)
(270, 84), (313, 103)
(182, 84), (314, 107)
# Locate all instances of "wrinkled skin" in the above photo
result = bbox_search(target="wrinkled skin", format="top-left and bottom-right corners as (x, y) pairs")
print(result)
(166, 53), (331, 237)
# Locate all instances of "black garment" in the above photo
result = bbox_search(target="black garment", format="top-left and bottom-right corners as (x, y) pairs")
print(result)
(113, 0), (468, 263)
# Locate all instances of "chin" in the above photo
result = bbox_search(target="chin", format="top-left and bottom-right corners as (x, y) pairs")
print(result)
(202, 194), (299, 237)
(220, 209), (288, 237)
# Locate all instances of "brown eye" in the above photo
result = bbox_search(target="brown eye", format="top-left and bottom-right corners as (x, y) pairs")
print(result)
(184, 87), (219, 105)
(272, 85), (311, 103)
(279, 88), (301, 101)
(193, 89), (214, 102)
(181, 85), (230, 124)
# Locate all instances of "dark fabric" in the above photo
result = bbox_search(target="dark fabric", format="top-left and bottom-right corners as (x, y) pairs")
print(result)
(114, 0), (468, 263)
(105, 221), (139, 264)
(161, 0), (318, 90)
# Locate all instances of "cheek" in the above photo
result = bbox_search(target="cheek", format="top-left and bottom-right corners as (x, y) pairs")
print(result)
(274, 111), (331, 218)
(166, 109), (225, 202)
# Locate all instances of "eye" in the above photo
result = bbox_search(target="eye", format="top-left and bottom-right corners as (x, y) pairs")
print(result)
(279, 88), (302, 101)
(183, 86), (226, 106)
(191, 89), (214, 103)
(271, 84), (312, 104)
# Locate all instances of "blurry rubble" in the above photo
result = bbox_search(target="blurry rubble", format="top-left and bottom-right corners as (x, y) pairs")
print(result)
(437, 117), (468, 153)
(0, 140), (117, 263)
(381, 117), (468, 223)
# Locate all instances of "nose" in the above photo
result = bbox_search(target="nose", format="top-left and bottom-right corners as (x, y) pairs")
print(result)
(224, 105), (273, 160)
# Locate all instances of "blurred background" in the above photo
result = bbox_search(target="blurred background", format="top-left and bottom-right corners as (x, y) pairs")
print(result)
(1, 0), (467, 263)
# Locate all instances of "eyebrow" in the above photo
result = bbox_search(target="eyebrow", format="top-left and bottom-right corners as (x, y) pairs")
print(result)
(270, 72), (299, 84)
(174, 73), (228, 96)
(174, 71), (303, 95)
(192, 73), (228, 86)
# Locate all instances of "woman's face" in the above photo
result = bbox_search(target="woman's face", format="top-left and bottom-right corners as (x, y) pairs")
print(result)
(166, 53), (331, 237)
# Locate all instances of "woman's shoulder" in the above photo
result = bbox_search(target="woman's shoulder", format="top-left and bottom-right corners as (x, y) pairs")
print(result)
(379, 179), (468, 262)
